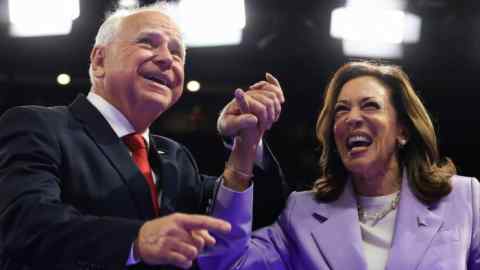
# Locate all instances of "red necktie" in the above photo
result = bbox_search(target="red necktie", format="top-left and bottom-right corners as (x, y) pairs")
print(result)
(122, 133), (160, 216)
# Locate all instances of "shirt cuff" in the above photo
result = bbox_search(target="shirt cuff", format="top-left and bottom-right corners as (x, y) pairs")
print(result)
(212, 178), (253, 234)
(213, 178), (253, 216)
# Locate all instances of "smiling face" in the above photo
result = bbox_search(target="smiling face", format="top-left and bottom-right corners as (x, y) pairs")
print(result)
(333, 76), (406, 179)
(90, 10), (185, 130)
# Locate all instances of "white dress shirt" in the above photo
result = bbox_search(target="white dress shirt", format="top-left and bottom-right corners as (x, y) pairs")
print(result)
(358, 192), (399, 270)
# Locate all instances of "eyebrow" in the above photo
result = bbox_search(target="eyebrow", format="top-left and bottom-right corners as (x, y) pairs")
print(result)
(336, 96), (377, 104)
(135, 30), (184, 47)
(136, 30), (157, 37)
(134, 30), (163, 41)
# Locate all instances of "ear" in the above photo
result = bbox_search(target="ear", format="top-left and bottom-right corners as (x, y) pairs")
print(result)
(90, 46), (106, 78)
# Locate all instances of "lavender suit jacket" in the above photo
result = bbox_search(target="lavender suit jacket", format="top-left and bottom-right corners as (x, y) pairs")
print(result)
(199, 175), (480, 270)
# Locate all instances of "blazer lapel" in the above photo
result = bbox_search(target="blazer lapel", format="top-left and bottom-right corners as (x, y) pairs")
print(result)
(311, 181), (368, 270)
(68, 95), (155, 219)
(386, 177), (443, 270)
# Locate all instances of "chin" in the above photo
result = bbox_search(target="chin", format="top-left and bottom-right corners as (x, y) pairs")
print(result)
(344, 158), (374, 175)
(136, 99), (167, 116)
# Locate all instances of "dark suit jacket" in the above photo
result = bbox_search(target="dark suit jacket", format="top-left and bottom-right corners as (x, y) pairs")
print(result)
(0, 95), (286, 270)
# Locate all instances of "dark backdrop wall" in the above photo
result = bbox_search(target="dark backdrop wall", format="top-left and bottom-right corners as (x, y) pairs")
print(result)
(0, 0), (479, 192)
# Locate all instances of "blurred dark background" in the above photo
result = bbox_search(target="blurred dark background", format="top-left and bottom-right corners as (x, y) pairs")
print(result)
(0, 0), (479, 191)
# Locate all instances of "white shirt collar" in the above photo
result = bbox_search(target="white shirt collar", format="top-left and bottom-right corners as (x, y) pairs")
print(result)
(86, 91), (150, 145)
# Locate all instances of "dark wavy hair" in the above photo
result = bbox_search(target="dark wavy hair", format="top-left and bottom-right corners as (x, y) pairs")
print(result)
(313, 61), (456, 204)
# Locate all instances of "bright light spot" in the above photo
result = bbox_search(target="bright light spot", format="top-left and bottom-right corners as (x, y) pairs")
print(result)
(342, 41), (403, 58)
(186, 80), (201, 92)
(9, 0), (80, 37)
(403, 13), (421, 43)
(329, 0), (421, 58)
(57, 73), (71, 85)
(172, 0), (245, 47)
(118, 0), (139, 9)
(346, 0), (406, 10)
(331, 8), (406, 44)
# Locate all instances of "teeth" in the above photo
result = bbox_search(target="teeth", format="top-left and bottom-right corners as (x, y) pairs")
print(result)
(347, 135), (372, 149)
(348, 136), (369, 144)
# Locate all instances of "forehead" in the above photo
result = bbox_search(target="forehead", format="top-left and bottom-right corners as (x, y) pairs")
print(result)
(337, 76), (392, 102)
(117, 10), (182, 41)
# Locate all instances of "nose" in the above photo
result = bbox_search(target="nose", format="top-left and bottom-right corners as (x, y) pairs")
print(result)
(345, 108), (363, 128)
(152, 46), (173, 70)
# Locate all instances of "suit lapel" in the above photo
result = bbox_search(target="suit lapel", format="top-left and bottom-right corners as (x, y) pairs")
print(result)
(68, 95), (155, 219)
(311, 181), (368, 270)
(386, 177), (443, 269)
(149, 135), (178, 215)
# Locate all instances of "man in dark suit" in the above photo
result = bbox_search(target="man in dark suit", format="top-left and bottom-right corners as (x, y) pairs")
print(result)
(0, 3), (286, 270)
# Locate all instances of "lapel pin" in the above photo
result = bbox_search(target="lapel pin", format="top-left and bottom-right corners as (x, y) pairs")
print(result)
(417, 216), (428, 227)
(312, 213), (327, 223)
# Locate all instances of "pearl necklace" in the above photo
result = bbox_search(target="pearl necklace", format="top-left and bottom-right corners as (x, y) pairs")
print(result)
(357, 192), (400, 226)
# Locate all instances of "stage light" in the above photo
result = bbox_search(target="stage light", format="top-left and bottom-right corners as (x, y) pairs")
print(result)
(331, 8), (405, 44)
(9, 0), (80, 37)
(186, 80), (201, 92)
(57, 73), (71, 86)
(342, 41), (403, 58)
(330, 0), (421, 58)
(118, 0), (139, 9)
(172, 0), (245, 47)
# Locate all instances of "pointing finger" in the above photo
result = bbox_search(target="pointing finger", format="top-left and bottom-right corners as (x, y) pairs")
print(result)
(176, 214), (232, 233)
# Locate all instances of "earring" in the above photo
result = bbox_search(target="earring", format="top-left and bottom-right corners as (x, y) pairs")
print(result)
(398, 138), (407, 148)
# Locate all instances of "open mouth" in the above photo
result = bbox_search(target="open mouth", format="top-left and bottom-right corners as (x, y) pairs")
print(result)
(346, 134), (372, 152)
(142, 73), (171, 88)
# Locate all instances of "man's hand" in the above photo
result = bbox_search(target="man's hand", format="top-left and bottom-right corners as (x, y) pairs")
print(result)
(134, 213), (231, 268)
(217, 73), (284, 144)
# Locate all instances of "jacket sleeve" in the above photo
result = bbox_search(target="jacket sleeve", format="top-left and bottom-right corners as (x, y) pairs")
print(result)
(0, 107), (143, 270)
(198, 183), (297, 270)
(468, 177), (480, 269)
(218, 136), (289, 229)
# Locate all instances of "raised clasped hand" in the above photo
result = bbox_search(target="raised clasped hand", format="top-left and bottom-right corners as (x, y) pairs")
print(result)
(217, 72), (285, 147)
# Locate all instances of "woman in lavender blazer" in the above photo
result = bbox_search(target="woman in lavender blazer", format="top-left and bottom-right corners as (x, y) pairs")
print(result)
(198, 61), (480, 270)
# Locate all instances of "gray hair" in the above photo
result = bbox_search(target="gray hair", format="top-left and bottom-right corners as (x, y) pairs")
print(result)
(88, 2), (184, 86)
